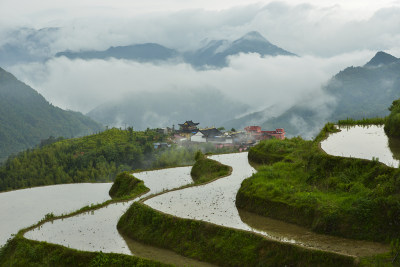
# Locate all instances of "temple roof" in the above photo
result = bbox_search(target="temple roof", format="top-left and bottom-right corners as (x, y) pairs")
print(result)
(200, 128), (222, 137)
(178, 120), (200, 127)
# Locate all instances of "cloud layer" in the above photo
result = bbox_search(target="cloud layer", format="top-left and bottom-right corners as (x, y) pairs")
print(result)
(9, 50), (374, 115)
(1, 1), (400, 56)
(2, 0), (400, 135)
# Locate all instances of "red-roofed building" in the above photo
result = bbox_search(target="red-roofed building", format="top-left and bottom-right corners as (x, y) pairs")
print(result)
(261, 128), (285, 140)
(244, 126), (261, 133)
(245, 126), (285, 140)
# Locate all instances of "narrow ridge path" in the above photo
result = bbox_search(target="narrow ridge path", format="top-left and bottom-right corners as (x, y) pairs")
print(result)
(145, 152), (389, 257)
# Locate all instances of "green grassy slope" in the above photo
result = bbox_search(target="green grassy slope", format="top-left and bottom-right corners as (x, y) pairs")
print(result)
(118, 202), (355, 267)
(237, 124), (400, 242)
(109, 171), (149, 199)
(0, 237), (170, 267)
(190, 152), (231, 184)
(0, 128), (164, 192)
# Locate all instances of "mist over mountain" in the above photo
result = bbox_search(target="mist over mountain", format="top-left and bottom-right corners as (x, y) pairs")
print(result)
(54, 31), (295, 68)
(1, 28), (295, 69)
(0, 67), (103, 162)
(0, 27), (58, 66)
(2, 22), (398, 141)
(226, 51), (400, 138)
(56, 43), (179, 63)
(87, 88), (249, 130)
(184, 31), (296, 68)
(365, 51), (399, 67)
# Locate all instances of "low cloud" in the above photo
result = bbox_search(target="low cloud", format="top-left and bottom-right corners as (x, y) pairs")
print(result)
(9, 50), (374, 117)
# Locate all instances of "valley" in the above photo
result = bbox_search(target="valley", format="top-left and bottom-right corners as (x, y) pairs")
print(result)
(2, 2), (400, 265)
(2, 122), (399, 265)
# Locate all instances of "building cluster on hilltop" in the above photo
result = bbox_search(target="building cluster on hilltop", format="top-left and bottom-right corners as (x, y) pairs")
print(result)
(167, 120), (285, 149)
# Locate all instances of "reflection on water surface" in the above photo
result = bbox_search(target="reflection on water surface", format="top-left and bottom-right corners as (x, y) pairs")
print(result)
(20, 152), (390, 260)
(321, 125), (399, 167)
(145, 153), (256, 229)
(24, 167), (193, 254)
(0, 183), (111, 246)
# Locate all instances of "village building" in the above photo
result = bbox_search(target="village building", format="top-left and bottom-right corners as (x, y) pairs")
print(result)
(178, 120), (199, 139)
(191, 127), (235, 148)
(191, 128), (233, 143)
(244, 126), (285, 140)
(262, 128), (285, 140)
(175, 120), (284, 148)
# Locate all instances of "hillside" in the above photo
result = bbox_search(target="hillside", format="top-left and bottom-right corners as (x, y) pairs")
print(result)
(0, 67), (103, 162)
(226, 51), (400, 138)
(0, 125), (238, 192)
(184, 31), (296, 68)
(237, 124), (400, 243)
(0, 128), (162, 192)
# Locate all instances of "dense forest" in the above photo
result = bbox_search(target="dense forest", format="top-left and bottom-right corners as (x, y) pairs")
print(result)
(0, 67), (103, 162)
(0, 127), (237, 192)
(0, 128), (159, 191)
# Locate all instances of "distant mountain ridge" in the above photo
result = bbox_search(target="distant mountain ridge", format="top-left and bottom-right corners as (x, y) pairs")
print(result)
(225, 51), (400, 138)
(365, 51), (400, 67)
(56, 43), (178, 62)
(0, 27), (58, 66)
(0, 67), (104, 161)
(55, 31), (295, 68)
(184, 31), (296, 67)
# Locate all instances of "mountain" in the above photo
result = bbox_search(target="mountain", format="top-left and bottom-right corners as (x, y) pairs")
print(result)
(184, 31), (296, 68)
(226, 51), (400, 138)
(365, 51), (399, 67)
(54, 31), (295, 68)
(56, 43), (179, 62)
(86, 89), (249, 130)
(0, 67), (104, 162)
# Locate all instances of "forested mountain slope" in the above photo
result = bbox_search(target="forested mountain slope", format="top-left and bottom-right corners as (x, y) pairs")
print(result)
(0, 67), (103, 161)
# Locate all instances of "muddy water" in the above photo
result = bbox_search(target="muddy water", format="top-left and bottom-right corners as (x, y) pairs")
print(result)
(25, 200), (134, 254)
(24, 167), (193, 255)
(22, 152), (390, 261)
(239, 209), (389, 257)
(320, 125), (399, 167)
(145, 153), (256, 230)
(145, 152), (389, 257)
(0, 183), (111, 247)
(134, 167), (193, 199)
(122, 236), (216, 267)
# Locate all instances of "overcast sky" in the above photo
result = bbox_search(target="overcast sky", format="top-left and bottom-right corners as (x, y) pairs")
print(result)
(2, 0), (400, 117)
(2, 0), (400, 54)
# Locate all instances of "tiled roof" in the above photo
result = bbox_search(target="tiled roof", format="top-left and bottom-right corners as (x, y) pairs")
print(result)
(200, 128), (222, 137)
(178, 120), (200, 127)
